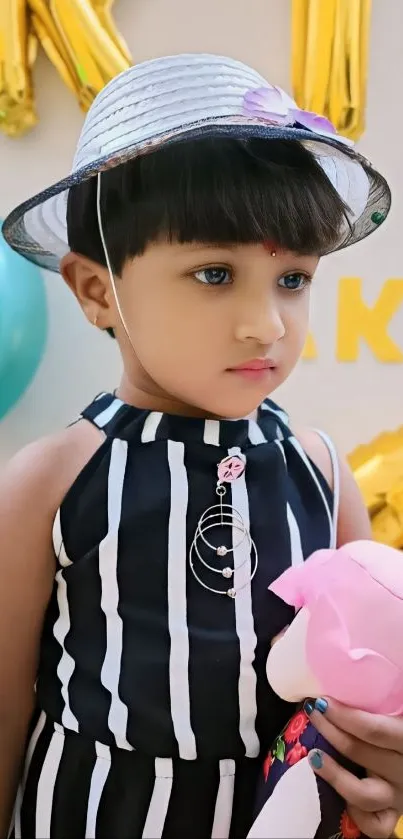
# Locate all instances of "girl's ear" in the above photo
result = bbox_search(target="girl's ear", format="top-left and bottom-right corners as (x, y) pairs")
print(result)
(60, 252), (116, 332)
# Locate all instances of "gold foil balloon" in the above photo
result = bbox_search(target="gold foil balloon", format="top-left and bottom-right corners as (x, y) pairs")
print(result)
(0, 0), (38, 137)
(0, 0), (132, 137)
(291, 0), (372, 141)
(349, 428), (403, 549)
(90, 0), (132, 65)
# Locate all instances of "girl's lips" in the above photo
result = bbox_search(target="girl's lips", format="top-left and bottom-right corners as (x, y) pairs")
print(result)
(227, 359), (277, 381)
(230, 358), (276, 371)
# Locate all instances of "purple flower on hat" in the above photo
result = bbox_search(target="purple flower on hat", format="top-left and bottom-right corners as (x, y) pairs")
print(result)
(291, 108), (337, 135)
(242, 86), (353, 146)
(243, 86), (293, 126)
(292, 106), (354, 145)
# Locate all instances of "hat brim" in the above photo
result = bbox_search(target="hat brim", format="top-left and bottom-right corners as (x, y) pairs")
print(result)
(2, 120), (391, 273)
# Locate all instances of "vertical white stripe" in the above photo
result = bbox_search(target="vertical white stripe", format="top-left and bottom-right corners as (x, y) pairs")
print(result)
(52, 509), (79, 731)
(55, 570), (80, 731)
(228, 447), (259, 758)
(247, 420), (266, 445)
(94, 398), (124, 428)
(35, 727), (65, 838)
(275, 441), (304, 567)
(52, 508), (63, 559)
(13, 711), (47, 838)
(100, 438), (133, 750)
(314, 430), (340, 548)
(203, 419), (220, 446)
(289, 436), (333, 541)
(167, 441), (196, 759)
(261, 403), (289, 425)
(276, 425), (284, 441)
(85, 742), (111, 838)
(141, 758), (173, 839)
(141, 412), (163, 442)
(211, 759), (236, 839)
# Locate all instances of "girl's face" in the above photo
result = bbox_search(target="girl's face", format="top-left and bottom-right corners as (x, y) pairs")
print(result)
(65, 241), (319, 418)
(112, 241), (318, 418)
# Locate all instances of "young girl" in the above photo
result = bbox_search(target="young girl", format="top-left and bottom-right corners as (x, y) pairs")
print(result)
(0, 53), (401, 839)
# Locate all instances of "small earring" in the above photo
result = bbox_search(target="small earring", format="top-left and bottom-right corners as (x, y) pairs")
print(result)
(93, 313), (98, 327)
(270, 248), (277, 257)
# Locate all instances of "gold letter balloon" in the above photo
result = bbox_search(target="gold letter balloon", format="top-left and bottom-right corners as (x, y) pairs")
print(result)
(292, 0), (372, 141)
(349, 429), (403, 550)
(0, 0), (132, 137)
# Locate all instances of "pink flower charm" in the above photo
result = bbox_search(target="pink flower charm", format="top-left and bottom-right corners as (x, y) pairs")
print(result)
(217, 455), (246, 483)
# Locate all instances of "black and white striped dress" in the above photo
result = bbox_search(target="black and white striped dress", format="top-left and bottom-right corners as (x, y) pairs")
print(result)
(11, 393), (338, 839)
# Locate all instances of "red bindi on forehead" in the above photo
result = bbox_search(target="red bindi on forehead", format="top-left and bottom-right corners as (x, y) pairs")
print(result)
(262, 241), (279, 257)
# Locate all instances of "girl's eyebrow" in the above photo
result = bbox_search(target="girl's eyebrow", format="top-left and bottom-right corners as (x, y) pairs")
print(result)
(178, 242), (316, 257)
(178, 245), (234, 253)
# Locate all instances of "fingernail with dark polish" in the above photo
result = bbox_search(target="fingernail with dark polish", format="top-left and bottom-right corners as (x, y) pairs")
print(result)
(309, 749), (323, 770)
(314, 698), (328, 714)
(304, 700), (314, 716)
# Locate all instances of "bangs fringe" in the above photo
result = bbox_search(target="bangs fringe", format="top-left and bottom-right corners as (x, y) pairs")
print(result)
(67, 137), (350, 276)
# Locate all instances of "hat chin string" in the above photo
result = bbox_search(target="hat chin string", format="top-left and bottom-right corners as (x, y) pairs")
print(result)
(96, 172), (135, 349)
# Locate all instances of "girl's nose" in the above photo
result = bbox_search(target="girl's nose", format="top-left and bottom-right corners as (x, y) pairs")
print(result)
(235, 304), (285, 345)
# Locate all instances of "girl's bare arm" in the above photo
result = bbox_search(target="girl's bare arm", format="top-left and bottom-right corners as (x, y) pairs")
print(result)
(296, 428), (371, 545)
(0, 422), (103, 836)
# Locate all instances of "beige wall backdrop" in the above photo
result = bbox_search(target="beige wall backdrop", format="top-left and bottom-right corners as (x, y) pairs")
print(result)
(0, 0), (402, 462)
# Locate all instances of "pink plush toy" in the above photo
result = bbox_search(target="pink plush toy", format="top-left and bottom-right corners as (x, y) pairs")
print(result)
(248, 540), (403, 839)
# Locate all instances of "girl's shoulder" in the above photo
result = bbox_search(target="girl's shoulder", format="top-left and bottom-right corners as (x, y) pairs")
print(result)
(0, 422), (106, 752)
(294, 426), (335, 490)
(293, 426), (371, 546)
(1, 419), (105, 527)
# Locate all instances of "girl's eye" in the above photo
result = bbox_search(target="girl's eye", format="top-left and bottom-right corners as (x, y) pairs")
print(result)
(194, 267), (232, 285)
(278, 273), (310, 291)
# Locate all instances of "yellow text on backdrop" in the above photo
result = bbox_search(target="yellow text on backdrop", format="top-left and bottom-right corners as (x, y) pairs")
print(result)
(302, 278), (403, 361)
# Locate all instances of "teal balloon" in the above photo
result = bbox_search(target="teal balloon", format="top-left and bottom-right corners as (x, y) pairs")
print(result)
(0, 226), (48, 420)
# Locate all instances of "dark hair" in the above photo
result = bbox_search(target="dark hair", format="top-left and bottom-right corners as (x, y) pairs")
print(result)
(67, 137), (350, 338)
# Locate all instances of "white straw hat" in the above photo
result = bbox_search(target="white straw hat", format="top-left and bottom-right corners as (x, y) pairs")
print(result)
(2, 53), (391, 272)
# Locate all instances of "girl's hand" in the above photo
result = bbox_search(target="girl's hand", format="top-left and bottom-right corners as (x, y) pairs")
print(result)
(305, 698), (403, 838)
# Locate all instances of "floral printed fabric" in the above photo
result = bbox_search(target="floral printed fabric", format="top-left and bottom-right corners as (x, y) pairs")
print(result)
(255, 708), (366, 839)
